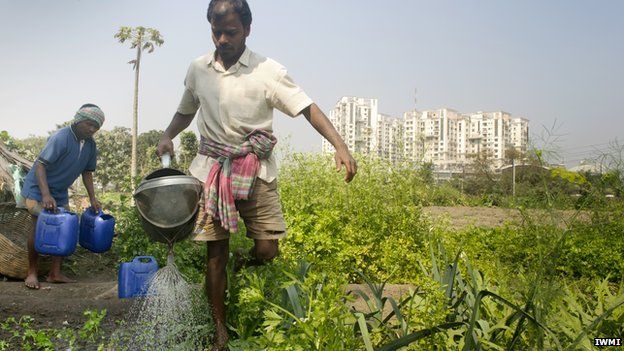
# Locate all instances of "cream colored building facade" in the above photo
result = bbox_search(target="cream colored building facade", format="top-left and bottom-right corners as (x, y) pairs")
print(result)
(324, 96), (529, 169)
(323, 97), (403, 163)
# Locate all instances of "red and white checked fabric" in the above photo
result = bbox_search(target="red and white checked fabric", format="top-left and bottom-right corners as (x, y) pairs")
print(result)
(199, 129), (277, 233)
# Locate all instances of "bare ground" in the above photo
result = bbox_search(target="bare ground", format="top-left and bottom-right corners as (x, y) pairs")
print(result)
(0, 280), (128, 332)
(422, 206), (588, 230)
(0, 248), (131, 346)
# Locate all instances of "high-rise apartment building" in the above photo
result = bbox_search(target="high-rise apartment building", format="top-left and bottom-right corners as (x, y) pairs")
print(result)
(324, 96), (529, 169)
(403, 108), (465, 169)
(374, 113), (403, 163)
(322, 97), (377, 155)
(323, 97), (405, 163)
(403, 109), (529, 169)
(464, 111), (529, 168)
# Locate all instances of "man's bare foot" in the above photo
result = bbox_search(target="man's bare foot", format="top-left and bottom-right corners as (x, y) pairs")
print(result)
(24, 273), (40, 290)
(46, 273), (76, 284)
(210, 324), (229, 351)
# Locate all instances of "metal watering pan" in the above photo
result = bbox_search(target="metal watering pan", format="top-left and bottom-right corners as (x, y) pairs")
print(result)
(133, 154), (203, 245)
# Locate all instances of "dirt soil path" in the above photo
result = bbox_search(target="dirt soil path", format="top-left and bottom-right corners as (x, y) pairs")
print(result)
(0, 247), (129, 343)
(0, 281), (128, 332)
(422, 206), (588, 230)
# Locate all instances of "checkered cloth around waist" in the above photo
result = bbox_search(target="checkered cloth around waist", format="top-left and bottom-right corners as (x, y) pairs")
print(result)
(198, 130), (277, 233)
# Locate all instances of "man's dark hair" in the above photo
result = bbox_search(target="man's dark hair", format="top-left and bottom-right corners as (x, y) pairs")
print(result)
(80, 103), (100, 109)
(207, 0), (252, 27)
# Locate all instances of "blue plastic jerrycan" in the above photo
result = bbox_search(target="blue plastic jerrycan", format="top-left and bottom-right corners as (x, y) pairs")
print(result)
(79, 207), (115, 253)
(35, 207), (79, 256)
(118, 256), (159, 298)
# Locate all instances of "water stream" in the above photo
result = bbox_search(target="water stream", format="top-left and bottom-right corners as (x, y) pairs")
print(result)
(109, 249), (212, 350)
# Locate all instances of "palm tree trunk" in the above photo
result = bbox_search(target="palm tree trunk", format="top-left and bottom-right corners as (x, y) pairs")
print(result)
(131, 43), (142, 192)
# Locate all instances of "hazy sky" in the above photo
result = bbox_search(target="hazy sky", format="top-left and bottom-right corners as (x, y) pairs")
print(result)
(1, 0), (622, 166)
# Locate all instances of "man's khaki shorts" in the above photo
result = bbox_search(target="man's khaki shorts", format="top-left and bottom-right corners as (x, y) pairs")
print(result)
(16, 198), (44, 217)
(193, 179), (287, 242)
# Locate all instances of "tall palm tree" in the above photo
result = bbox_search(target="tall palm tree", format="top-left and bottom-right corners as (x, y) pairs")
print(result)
(114, 26), (164, 191)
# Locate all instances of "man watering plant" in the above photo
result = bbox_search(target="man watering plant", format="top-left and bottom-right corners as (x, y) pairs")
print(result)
(156, 0), (357, 348)
(18, 104), (104, 290)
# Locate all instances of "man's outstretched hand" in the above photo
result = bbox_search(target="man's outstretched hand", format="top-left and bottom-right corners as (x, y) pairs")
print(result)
(335, 148), (357, 183)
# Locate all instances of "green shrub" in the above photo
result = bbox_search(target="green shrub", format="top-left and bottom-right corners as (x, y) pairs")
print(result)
(559, 209), (624, 280)
(279, 153), (430, 283)
(440, 207), (624, 284)
(227, 261), (362, 350)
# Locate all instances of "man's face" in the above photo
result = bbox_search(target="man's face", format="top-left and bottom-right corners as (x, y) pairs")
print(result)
(211, 8), (250, 64)
(75, 120), (100, 140)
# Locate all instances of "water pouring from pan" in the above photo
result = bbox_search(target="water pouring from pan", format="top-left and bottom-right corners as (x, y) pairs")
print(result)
(110, 154), (211, 349)
(133, 153), (203, 252)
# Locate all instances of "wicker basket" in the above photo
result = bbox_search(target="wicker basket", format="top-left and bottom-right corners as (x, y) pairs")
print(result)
(0, 202), (50, 279)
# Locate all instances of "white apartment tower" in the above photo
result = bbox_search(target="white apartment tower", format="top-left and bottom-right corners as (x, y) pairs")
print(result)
(323, 97), (405, 163)
(466, 111), (529, 168)
(323, 97), (378, 155)
(403, 108), (464, 169)
(324, 96), (529, 169)
(404, 109), (529, 169)
(375, 113), (403, 163)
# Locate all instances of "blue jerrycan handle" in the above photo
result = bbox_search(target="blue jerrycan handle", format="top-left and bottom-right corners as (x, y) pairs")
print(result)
(87, 206), (103, 216)
(44, 206), (68, 214)
(132, 256), (156, 264)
